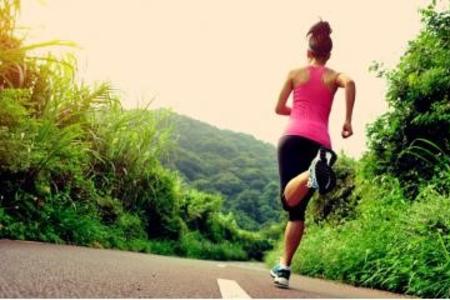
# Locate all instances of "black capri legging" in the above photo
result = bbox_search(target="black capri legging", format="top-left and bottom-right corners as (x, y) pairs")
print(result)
(277, 135), (322, 221)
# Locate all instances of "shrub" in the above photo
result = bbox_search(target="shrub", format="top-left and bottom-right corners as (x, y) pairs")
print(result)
(1, 0), (275, 264)
(267, 174), (450, 298)
(367, 3), (450, 196)
(308, 153), (358, 224)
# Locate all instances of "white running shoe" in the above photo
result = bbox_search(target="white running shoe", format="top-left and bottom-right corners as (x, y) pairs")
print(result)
(307, 148), (337, 194)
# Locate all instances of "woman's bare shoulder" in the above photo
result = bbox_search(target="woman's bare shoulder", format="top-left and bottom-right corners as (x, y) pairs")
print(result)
(324, 66), (339, 76)
(289, 67), (309, 76)
(288, 67), (310, 85)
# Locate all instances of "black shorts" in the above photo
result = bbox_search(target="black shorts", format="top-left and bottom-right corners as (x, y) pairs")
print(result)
(277, 135), (322, 221)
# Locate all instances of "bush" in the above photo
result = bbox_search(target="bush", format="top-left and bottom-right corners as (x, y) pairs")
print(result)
(0, 0), (276, 264)
(367, 3), (450, 196)
(308, 153), (358, 224)
(266, 174), (450, 298)
(179, 231), (248, 261)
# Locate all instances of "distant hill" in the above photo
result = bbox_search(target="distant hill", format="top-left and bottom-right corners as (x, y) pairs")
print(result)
(161, 110), (283, 230)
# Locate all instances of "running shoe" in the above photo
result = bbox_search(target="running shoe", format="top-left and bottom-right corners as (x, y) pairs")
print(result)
(270, 264), (291, 288)
(307, 147), (337, 194)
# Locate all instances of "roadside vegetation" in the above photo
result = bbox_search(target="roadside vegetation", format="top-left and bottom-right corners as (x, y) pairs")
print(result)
(0, 0), (271, 261)
(161, 111), (282, 231)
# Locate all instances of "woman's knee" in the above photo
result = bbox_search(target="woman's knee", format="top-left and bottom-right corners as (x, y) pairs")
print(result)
(281, 192), (295, 208)
(284, 192), (301, 208)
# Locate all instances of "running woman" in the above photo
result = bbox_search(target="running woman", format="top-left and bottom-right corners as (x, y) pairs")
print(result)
(270, 20), (356, 288)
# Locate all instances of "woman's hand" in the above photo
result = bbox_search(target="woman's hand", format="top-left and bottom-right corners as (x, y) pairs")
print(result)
(342, 121), (353, 138)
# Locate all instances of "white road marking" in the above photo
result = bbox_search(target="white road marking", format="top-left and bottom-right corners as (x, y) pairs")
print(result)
(217, 278), (251, 299)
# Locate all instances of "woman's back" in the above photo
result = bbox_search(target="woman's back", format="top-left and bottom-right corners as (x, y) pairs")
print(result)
(284, 65), (338, 148)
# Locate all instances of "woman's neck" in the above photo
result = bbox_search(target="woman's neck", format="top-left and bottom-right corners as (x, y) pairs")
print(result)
(308, 58), (326, 66)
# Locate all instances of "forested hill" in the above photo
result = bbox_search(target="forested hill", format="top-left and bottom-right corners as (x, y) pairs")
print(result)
(161, 111), (283, 230)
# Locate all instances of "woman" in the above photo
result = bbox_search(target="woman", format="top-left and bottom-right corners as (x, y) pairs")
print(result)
(270, 20), (356, 288)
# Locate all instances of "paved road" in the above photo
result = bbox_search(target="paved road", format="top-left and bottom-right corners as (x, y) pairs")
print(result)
(0, 239), (407, 298)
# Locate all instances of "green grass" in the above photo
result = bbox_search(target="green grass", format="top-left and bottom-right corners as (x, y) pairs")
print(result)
(0, 1), (274, 262)
(265, 175), (450, 298)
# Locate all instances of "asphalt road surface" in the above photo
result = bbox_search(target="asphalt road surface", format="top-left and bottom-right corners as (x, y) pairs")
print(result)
(0, 239), (408, 298)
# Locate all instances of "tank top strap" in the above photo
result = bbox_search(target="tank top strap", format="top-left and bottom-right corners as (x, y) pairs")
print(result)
(308, 65), (326, 78)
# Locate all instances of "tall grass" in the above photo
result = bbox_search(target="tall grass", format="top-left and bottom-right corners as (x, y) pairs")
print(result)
(0, 0), (274, 261)
(266, 170), (450, 297)
(0, 62), (271, 260)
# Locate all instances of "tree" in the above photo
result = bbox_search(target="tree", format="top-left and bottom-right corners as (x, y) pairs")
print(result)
(366, 2), (450, 196)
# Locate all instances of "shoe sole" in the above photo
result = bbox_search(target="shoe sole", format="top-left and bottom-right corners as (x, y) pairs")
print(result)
(270, 270), (289, 289)
(315, 160), (336, 195)
(274, 279), (289, 289)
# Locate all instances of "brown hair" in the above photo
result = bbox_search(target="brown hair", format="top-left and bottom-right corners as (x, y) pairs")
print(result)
(307, 20), (333, 59)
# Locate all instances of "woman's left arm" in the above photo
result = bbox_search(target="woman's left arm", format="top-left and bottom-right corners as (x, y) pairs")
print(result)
(275, 72), (293, 115)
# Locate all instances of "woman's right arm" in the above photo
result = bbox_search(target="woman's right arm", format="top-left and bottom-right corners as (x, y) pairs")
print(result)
(275, 72), (293, 115)
(336, 73), (355, 138)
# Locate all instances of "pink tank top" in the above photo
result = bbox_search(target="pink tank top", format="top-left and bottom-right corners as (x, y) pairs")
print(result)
(283, 65), (335, 148)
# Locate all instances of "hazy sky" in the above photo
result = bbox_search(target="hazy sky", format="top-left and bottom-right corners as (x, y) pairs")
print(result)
(20, 0), (429, 157)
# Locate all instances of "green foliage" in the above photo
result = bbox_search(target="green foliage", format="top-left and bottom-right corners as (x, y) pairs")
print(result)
(0, 81), (271, 261)
(0, 1), (275, 263)
(161, 112), (282, 230)
(0, 0), (75, 90)
(367, 3), (450, 196)
(178, 188), (272, 260)
(268, 175), (450, 298)
(90, 108), (183, 239)
(179, 231), (248, 261)
(179, 189), (222, 236)
(0, 75), (271, 261)
(308, 153), (358, 224)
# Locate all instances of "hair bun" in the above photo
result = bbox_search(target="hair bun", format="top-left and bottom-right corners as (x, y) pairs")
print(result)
(307, 20), (332, 37)
(306, 20), (333, 58)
